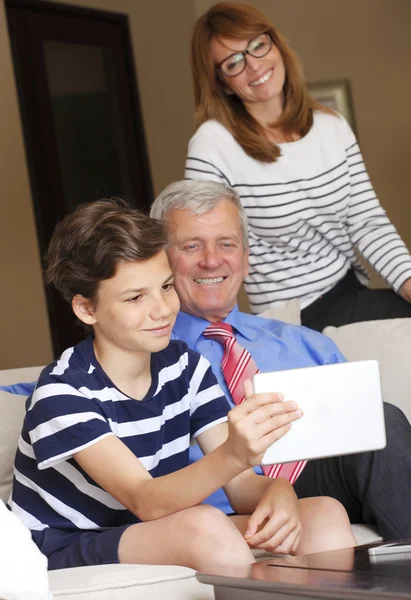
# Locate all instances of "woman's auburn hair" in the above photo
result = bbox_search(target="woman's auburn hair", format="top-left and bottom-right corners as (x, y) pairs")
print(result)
(191, 2), (332, 163)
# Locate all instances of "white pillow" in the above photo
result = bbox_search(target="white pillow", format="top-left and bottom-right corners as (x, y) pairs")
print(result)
(323, 318), (411, 421)
(259, 298), (301, 325)
(0, 391), (27, 504)
(0, 500), (52, 600)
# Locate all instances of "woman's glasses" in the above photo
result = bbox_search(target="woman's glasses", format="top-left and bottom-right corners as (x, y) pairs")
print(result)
(217, 33), (273, 78)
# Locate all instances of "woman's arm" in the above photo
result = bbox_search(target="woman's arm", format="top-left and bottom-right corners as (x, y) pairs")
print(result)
(343, 120), (411, 294)
(74, 391), (301, 522)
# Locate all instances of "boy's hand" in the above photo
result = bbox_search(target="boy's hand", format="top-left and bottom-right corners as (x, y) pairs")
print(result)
(244, 478), (302, 554)
(223, 379), (302, 472)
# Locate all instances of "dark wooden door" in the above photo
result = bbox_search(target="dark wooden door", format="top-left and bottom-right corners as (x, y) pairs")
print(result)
(6, 0), (153, 357)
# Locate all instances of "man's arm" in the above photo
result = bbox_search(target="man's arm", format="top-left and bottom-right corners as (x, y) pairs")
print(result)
(74, 392), (300, 522)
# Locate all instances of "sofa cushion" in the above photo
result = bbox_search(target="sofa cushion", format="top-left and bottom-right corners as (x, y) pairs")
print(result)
(351, 523), (382, 546)
(0, 366), (43, 387)
(259, 298), (301, 325)
(323, 318), (411, 421)
(0, 390), (27, 503)
(48, 564), (214, 600)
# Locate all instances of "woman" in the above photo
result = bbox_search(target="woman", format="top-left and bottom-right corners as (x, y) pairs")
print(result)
(185, 1), (411, 331)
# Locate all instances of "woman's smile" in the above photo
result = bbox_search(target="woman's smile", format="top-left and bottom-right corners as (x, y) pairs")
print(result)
(249, 67), (274, 87)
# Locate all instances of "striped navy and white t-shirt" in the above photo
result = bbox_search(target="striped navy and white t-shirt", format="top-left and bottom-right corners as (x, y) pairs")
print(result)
(185, 112), (411, 313)
(10, 337), (229, 543)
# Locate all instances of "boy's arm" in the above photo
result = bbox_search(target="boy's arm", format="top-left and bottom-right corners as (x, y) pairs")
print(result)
(199, 424), (302, 552)
(198, 416), (291, 512)
(74, 391), (299, 522)
(198, 380), (303, 554)
(196, 415), (268, 502)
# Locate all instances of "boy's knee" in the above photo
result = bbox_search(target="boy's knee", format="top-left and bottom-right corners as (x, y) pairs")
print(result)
(183, 505), (252, 564)
(306, 496), (351, 528)
(316, 496), (349, 519)
(299, 496), (356, 553)
(187, 505), (236, 538)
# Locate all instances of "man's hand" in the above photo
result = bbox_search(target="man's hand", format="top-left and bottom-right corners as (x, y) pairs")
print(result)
(244, 478), (302, 554)
(222, 379), (302, 472)
(399, 278), (411, 303)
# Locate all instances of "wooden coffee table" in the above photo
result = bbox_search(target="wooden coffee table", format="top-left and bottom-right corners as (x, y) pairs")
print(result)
(196, 541), (411, 599)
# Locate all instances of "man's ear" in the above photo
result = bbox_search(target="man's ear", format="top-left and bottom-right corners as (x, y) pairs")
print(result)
(72, 295), (97, 326)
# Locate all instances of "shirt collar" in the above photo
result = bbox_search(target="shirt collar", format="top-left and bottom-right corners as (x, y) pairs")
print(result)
(173, 305), (256, 345)
(173, 311), (210, 348)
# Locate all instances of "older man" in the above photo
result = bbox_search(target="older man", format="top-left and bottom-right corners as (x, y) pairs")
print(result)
(151, 179), (411, 541)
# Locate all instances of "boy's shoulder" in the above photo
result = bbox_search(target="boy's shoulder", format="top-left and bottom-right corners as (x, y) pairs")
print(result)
(37, 337), (99, 390)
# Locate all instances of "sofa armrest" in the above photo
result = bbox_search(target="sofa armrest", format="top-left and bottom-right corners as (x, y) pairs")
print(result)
(0, 366), (43, 387)
(323, 318), (411, 421)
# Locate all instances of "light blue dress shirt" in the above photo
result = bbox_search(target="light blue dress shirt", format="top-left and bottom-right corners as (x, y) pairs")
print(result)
(172, 305), (346, 513)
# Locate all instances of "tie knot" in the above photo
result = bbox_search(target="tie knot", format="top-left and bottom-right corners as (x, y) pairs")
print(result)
(203, 321), (234, 344)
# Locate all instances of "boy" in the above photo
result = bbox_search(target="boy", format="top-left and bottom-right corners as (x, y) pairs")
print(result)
(10, 200), (354, 571)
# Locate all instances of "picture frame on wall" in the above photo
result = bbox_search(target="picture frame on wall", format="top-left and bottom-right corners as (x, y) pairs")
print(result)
(308, 79), (356, 134)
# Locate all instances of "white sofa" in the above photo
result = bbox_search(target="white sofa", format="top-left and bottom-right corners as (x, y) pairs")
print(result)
(1, 317), (411, 599)
(0, 366), (214, 600)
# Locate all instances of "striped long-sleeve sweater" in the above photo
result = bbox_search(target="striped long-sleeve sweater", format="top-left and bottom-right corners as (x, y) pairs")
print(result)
(185, 111), (411, 313)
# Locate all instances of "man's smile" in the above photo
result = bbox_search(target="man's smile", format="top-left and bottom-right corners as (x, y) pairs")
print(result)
(194, 277), (227, 285)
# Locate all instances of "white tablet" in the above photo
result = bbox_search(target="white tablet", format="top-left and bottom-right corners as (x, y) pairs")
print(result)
(252, 360), (386, 466)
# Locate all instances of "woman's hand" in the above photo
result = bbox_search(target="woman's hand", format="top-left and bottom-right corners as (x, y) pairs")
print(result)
(244, 478), (302, 555)
(399, 278), (411, 303)
(222, 380), (302, 472)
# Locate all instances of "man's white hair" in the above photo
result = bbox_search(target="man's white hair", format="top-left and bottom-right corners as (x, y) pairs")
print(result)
(150, 180), (248, 248)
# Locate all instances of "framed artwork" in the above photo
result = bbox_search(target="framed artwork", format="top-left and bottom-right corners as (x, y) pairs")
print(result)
(308, 79), (356, 133)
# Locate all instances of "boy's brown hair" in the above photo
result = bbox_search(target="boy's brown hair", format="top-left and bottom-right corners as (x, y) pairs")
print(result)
(46, 199), (167, 303)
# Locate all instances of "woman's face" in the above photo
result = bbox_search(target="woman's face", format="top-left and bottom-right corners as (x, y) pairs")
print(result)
(211, 34), (286, 118)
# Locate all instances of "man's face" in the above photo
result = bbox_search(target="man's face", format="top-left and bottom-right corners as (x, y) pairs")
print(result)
(165, 199), (249, 322)
(75, 250), (180, 359)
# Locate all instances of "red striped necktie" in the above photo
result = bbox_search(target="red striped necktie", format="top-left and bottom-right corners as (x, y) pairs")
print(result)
(203, 321), (306, 484)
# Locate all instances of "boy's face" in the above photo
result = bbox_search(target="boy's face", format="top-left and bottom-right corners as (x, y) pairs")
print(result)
(75, 250), (180, 358)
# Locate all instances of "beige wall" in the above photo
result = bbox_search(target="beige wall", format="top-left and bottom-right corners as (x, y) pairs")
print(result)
(0, 0), (196, 369)
(0, 1), (53, 369)
(1, 0), (411, 366)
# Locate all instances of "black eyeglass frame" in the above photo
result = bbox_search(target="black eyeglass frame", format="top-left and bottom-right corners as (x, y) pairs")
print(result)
(216, 33), (273, 78)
